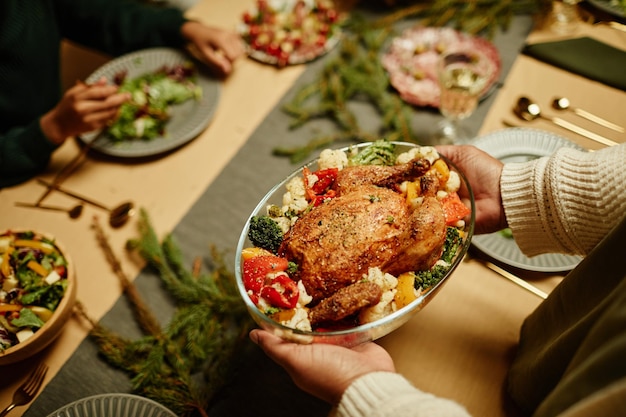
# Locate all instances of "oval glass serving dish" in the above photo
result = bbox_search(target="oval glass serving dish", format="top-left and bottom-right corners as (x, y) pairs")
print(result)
(235, 142), (474, 347)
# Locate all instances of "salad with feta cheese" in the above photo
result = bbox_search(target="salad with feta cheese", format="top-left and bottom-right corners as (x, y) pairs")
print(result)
(0, 231), (70, 352)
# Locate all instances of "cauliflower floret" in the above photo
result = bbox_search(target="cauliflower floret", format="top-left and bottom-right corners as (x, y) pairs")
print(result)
(270, 215), (292, 234)
(365, 267), (398, 291)
(282, 306), (312, 332)
(359, 267), (399, 324)
(360, 290), (397, 324)
(445, 170), (461, 193)
(280, 281), (313, 331)
(396, 146), (439, 165)
(318, 149), (348, 170)
(282, 176), (309, 214)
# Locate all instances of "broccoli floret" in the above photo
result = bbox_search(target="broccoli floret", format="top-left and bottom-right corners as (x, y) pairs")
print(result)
(287, 261), (298, 275)
(248, 215), (283, 253)
(414, 264), (448, 291)
(414, 227), (464, 290)
(441, 226), (463, 264)
(349, 139), (397, 166)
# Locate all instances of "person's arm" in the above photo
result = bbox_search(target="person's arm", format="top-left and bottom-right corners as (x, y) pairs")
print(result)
(250, 330), (472, 417)
(0, 78), (129, 188)
(56, 0), (243, 77)
(501, 143), (626, 257)
(0, 122), (59, 188)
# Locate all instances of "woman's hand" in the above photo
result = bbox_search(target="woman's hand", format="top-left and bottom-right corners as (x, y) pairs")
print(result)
(181, 21), (244, 77)
(436, 145), (507, 235)
(40, 77), (130, 145)
(250, 329), (396, 404)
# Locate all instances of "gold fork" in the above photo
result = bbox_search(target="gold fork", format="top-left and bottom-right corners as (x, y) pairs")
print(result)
(0, 363), (48, 417)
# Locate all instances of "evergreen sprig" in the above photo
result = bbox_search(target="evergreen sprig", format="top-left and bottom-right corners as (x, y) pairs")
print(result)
(274, 0), (551, 162)
(81, 212), (254, 417)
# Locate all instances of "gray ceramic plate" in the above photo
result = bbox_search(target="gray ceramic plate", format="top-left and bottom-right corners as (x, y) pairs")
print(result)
(46, 393), (177, 417)
(81, 48), (220, 158)
(588, 0), (625, 18)
(471, 128), (584, 272)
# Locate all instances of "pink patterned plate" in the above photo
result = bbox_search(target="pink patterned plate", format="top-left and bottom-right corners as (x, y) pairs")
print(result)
(381, 27), (501, 108)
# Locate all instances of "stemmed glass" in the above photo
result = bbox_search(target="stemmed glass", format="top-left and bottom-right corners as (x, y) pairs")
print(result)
(434, 48), (494, 144)
(549, 0), (582, 34)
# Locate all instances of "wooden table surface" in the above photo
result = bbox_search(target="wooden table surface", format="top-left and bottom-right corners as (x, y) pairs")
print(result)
(1, 1), (625, 416)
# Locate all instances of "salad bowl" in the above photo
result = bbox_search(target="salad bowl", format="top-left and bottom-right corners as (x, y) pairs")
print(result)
(235, 141), (475, 347)
(0, 230), (77, 365)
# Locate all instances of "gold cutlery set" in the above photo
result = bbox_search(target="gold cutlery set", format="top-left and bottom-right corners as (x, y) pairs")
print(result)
(13, 137), (135, 228)
(507, 96), (622, 147)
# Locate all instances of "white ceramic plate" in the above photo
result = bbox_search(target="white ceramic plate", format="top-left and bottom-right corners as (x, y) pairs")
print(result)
(81, 48), (220, 158)
(471, 128), (584, 272)
(381, 27), (501, 108)
(46, 393), (177, 417)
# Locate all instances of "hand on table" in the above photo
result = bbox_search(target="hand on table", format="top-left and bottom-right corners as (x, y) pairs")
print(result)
(181, 21), (245, 77)
(436, 145), (506, 235)
(250, 329), (396, 404)
(39, 77), (131, 145)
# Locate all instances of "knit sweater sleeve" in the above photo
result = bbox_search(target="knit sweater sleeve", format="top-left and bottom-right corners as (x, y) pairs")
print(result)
(335, 372), (471, 417)
(0, 120), (59, 188)
(56, 0), (188, 57)
(500, 143), (626, 257)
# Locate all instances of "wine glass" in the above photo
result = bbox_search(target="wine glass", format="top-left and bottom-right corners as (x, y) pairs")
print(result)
(434, 48), (494, 144)
(549, 0), (581, 34)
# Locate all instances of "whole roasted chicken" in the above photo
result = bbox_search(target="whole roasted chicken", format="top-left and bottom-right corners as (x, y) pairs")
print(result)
(279, 158), (447, 305)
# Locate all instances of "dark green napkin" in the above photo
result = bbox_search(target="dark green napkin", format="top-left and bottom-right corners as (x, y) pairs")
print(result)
(522, 36), (626, 91)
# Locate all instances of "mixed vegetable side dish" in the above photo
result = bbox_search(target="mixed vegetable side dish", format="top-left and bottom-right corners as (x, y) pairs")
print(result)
(107, 62), (202, 141)
(0, 231), (70, 352)
(239, 0), (342, 67)
(242, 140), (471, 333)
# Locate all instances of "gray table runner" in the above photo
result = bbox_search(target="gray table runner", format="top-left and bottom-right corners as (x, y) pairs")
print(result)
(24, 15), (533, 417)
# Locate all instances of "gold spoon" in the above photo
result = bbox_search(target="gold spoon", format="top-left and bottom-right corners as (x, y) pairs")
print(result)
(14, 202), (84, 219)
(36, 179), (134, 228)
(552, 97), (624, 133)
(513, 97), (619, 148)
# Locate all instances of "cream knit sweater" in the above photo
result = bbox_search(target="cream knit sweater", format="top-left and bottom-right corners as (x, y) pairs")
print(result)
(334, 143), (626, 417)
(501, 144), (626, 257)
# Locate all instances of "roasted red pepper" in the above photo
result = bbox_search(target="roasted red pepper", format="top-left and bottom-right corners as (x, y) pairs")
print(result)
(260, 275), (299, 309)
(242, 255), (289, 294)
(303, 167), (338, 206)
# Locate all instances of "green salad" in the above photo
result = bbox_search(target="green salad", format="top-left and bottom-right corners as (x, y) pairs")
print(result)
(0, 231), (69, 352)
(107, 62), (202, 141)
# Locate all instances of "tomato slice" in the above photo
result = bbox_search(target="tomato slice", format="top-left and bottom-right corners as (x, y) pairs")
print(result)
(441, 192), (471, 225)
(242, 255), (289, 294)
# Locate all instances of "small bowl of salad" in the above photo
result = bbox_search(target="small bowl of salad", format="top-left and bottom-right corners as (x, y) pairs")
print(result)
(235, 140), (474, 347)
(0, 230), (77, 365)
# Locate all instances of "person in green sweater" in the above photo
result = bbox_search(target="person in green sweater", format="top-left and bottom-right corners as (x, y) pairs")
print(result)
(0, 0), (243, 188)
(250, 143), (626, 417)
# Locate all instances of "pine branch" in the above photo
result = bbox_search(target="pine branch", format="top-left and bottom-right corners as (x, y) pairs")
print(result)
(92, 216), (163, 337)
(274, 0), (550, 162)
(87, 209), (255, 417)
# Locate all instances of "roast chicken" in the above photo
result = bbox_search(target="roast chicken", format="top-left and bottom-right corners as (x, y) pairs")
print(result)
(279, 157), (447, 304)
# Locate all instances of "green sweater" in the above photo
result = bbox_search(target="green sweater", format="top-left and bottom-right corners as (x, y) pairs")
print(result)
(0, 0), (188, 188)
